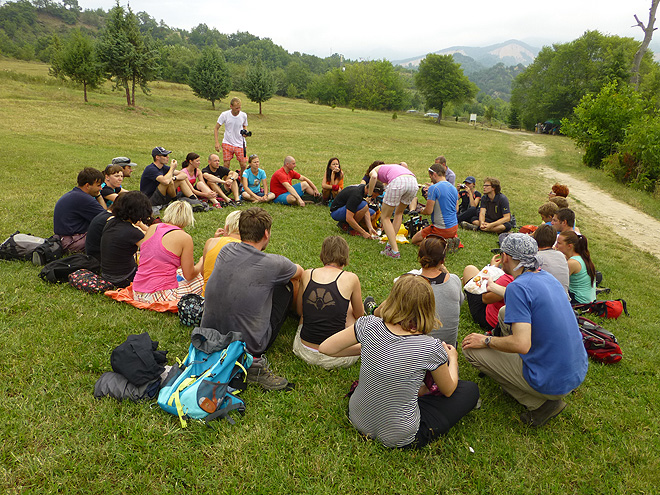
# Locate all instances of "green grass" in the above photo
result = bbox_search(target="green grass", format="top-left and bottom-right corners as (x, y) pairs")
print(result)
(1, 59), (659, 494)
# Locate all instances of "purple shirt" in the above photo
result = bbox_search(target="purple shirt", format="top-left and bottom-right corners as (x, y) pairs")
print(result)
(377, 165), (415, 184)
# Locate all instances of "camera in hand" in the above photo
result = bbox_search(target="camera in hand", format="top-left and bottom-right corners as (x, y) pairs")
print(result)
(240, 129), (252, 137)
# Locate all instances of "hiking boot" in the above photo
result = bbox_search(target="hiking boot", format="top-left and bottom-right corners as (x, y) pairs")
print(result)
(460, 221), (478, 231)
(520, 399), (567, 427)
(364, 296), (377, 315)
(247, 356), (289, 391)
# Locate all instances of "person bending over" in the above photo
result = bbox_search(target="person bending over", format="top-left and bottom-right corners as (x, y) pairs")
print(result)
(320, 275), (479, 449)
(330, 183), (381, 239)
(367, 163), (418, 259)
(293, 236), (364, 369)
(132, 201), (203, 303)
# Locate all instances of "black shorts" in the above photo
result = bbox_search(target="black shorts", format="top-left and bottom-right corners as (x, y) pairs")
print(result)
(464, 291), (493, 331)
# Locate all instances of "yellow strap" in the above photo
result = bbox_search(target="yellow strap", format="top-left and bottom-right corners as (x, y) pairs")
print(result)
(232, 361), (248, 395)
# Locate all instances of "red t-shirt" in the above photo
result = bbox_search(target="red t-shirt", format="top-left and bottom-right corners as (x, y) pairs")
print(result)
(270, 167), (301, 197)
(486, 274), (514, 327)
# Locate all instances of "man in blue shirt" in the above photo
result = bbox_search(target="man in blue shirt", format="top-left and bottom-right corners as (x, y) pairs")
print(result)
(411, 163), (458, 245)
(462, 234), (588, 426)
(53, 168), (106, 253)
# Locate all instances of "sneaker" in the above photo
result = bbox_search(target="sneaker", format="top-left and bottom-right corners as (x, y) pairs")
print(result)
(460, 221), (478, 231)
(520, 399), (567, 427)
(247, 356), (289, 391)
(364, 296), (377, 315)
(380, 244), (401, 259)
(446, 237), (460, 253)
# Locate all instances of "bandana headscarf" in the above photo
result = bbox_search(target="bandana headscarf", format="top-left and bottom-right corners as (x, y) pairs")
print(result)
(500, 233), (541, 271)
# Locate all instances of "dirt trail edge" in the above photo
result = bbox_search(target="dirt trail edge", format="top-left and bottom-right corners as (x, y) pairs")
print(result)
(536, 166), (660, 260)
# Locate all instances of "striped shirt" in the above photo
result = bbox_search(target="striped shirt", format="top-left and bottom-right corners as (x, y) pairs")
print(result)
(348, 315), (448, 447)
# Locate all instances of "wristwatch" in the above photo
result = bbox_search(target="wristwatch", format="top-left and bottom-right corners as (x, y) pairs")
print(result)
(484, 336), (492, 348)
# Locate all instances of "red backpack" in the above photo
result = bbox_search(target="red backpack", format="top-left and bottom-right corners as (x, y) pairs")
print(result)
(577, 315), (622, 364)
(572, 299), (628, 319)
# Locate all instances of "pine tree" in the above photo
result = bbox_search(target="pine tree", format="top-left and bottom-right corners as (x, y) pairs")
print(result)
(188, 47), (230, 109)
(243, 59), (277, 115)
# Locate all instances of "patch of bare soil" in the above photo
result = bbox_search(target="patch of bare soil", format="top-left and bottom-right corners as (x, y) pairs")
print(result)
(536, 166), (660, 260)
(517, 141), (548, 157)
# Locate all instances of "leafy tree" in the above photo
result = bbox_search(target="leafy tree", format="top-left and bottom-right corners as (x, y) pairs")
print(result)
(96, 3), (156, 106)
(414, 54), (478, 122)
(188, 47), (230, 109)
(49, 28), (102, 101)
(560, 81), (646, 168)
(511, 31), (660, 130)
(242, 59), (277, 114)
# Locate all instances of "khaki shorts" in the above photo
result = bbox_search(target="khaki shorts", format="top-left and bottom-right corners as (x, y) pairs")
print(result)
(292, 324), (359, 370)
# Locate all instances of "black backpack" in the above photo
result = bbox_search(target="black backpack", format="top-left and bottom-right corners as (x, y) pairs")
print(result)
(39, 254), (101, 283)
(0, 231), (62, 263)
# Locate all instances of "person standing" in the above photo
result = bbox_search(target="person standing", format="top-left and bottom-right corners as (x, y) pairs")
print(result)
(214, 97), (248, 174)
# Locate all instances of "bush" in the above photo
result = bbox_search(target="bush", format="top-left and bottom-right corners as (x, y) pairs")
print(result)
(614, 115), (660, 192)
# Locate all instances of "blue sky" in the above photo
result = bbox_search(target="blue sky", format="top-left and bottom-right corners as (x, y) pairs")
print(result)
(79, 0), (657, 60)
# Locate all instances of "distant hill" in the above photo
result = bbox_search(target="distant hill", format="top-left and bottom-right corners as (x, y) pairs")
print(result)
(394, 40), (539, 69)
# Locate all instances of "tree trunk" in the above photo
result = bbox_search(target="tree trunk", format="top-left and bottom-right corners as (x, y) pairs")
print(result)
(631, 0), (659, 89)
(124, 84), (130, 106)
(131, 77), (136, 107)
(436, 102), (444, 124)
(211, 99), (215, 110)
(259, 101), (262, 115)
(83, 81), (88, 103)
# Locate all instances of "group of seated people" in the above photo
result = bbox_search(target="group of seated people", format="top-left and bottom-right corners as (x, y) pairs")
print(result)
(50, 155), (595, 450)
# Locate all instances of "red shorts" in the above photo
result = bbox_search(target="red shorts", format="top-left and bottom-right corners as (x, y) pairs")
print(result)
(420, 224), (458, 239)
(222, 143), (246, 162)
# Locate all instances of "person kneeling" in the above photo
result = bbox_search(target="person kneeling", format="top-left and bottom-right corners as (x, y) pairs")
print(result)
(293, 236), (364, 369)
(320, 275), (479, 449)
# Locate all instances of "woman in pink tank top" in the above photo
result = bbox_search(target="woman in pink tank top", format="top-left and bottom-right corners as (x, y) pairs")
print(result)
(132, 200), (203, 303)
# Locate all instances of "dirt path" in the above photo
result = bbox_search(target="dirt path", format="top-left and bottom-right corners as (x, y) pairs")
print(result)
(508, 139), (660, 259)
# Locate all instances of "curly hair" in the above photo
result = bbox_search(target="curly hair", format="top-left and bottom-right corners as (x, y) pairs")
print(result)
(112, 191), (153, 224)
(552, 183), (569, 197)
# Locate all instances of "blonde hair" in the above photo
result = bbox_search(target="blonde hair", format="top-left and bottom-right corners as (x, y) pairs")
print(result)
(224, 210), (241, 235)
(162, 200), (195, 228)
(379, 275), (440, 334)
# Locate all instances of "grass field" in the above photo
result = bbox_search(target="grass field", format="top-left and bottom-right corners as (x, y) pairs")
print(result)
(1, 58), (659, 494)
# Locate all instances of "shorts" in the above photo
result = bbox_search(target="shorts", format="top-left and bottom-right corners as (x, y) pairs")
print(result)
(292, 324), (359, 370)
(465, 291), (493, 331)
(383, 174), (418, 207)
(419, 224), (458, 240)
(330, 201), (373, 222)
(222, 143), (246, 162)
(274, 182), (303, 204)
(149, 188), (171, 207)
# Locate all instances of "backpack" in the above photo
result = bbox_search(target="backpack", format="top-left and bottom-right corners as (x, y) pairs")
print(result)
(0, 231), (62, 263)
(158, 328), (252, 428)
(577, 315), (622, 364)
(178, 293), (204, 327)
(68, 269), (114, 294)
(39, 254), (101, 283)
(572, 299), (628, 319)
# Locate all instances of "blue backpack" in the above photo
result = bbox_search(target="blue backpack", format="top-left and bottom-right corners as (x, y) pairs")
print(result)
(158, 328), (253, 428)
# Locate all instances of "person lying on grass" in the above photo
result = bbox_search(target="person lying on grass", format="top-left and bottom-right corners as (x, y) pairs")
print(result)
(320, 275), (479, 449)
(293, 236), (364, 370)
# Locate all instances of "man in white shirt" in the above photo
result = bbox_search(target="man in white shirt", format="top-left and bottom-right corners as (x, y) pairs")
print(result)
(214, 97), (249, 174)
